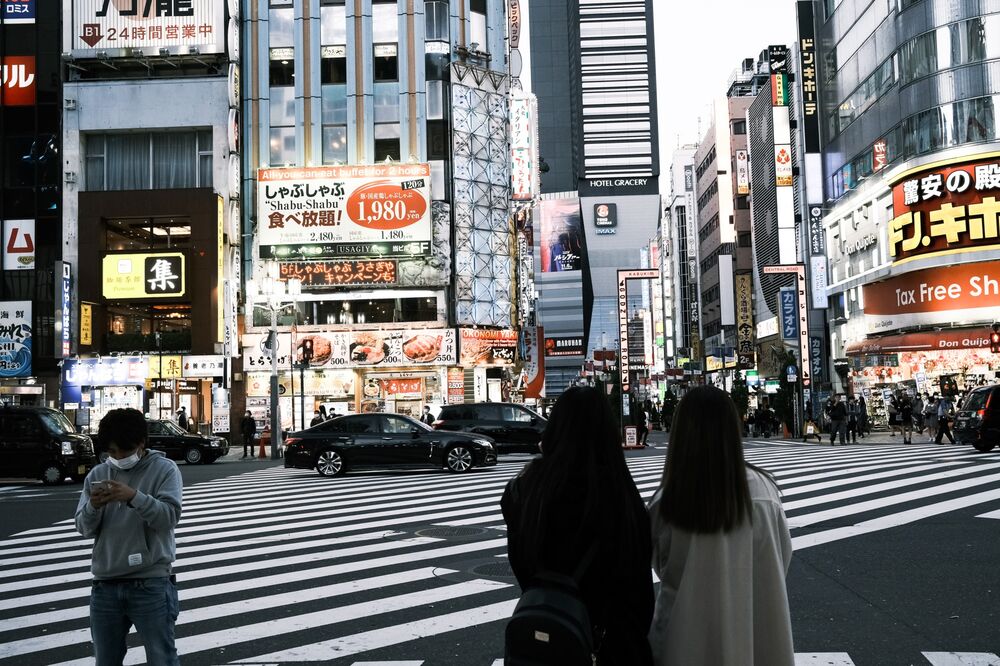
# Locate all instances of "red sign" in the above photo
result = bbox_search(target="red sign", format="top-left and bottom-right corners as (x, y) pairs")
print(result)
(447, 367), (465, 404)
(380, 378), (423, 398)
(873, 138), (888, 172)
(889, 152), (1000, 264)
(845, 327), (994, 355)
(1, 56), (36, 106)
(279, 260), (397, 287)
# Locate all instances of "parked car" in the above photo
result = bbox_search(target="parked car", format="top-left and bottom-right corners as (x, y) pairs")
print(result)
(954, 384), (1000, 452)
(433, 402), (546, 454)
(0, 406), (97, 484)
(145, 419), (230, 464)
(284, 413), (497, 477)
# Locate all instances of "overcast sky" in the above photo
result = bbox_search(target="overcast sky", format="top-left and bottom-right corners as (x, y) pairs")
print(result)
(653, 1), (798, 161)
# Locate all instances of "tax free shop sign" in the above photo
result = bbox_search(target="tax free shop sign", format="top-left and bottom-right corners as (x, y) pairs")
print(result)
(862, 261), (1000, 334)
(256, 164), (432, 258)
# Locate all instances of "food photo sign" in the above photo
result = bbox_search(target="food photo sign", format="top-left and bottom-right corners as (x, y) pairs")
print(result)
(459, 328), (518, 366)
(243, 328), (457, 371)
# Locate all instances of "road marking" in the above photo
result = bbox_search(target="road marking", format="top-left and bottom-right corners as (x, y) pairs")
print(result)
(975, 508), (1000, 519)
(922, 652), (1000, 665)
(794, 654), (857, 665)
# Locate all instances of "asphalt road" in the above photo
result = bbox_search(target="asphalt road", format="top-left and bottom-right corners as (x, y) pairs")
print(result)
(1, 436), (998, 665)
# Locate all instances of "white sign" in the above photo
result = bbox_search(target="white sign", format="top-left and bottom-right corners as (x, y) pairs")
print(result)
(775, 144), (793, 186)
(70, 0), (226, 57)
(510, 94), (538, 202)
(756, 317), (778, 339)
(809, 255), (829, 309)
(735, 150), (749, 195)
(2, 219), (35, 271)
(256, 164), (432, 254)
(182, 354), (225, 378)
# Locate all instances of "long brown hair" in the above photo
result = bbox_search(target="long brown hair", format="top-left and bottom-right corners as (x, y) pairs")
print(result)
(657, 385), (757, 533)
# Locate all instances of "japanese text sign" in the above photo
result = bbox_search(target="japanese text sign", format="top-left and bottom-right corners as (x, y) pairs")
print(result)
(3, 219), (35, 270)
(1, 56), (36, 106)
(736, 150), (749, 195)
(2, 0), (35, 24)
(70, 0), (225, 56)
(0, 301), (31, 378)
(796, 1), (819, 152)
(257, 164), (432, 259)
(735, 273), (755, 369)
(279, 260), (397, 288)
(779, 287), (798, 341)
(102, 252), (186, 299)
(510, 94), (538, 202)
(459, 328), (518, 366)
(544, 336), (583, 357)
(63, 356), (149, 386)
(889, 153), (1000, 264)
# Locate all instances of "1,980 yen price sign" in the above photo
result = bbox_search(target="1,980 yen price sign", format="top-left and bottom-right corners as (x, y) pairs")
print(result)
(346, 179), (428, 234)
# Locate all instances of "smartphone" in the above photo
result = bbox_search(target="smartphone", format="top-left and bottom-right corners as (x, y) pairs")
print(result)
(93, 481), (110, 493)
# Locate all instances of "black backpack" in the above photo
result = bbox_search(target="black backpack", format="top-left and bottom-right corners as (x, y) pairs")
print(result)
(504, 543), (600, 666)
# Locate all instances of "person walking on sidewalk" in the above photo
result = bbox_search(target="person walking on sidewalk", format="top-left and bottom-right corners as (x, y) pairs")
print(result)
(75, 408), (183, 666)
(935, 395), (956, 444)
(912, 394), (925, 434)
(828, 394), (848, 445)
(647, 386), (794, 666)
(900, 393), (915, 444)
(858, 395), (869, 437)
(240, 410), (256, 458)
(846, 396), (861, 443)
(924, 394), (939, 442)
(887, 395), (900, 436)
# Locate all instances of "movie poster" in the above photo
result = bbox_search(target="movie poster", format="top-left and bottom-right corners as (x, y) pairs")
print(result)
(539, 198), (585, 273)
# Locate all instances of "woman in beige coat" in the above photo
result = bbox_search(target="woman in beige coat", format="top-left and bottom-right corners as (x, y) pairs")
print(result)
(648, 385), (794, 665)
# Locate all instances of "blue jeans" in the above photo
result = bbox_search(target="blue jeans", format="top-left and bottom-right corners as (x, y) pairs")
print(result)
(90, 577), (179, 666)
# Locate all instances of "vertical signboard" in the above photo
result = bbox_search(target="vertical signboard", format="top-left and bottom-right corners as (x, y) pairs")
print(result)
(873, 138), (888, 172)
(2, 219), (35, 270)
(771, 73), (788, 106)
(55, 262), (72, 358)
(80, 303), (93, 346)
(735, 150), (749, 195)
(0, 301), (32, 378)
(735, 273), (755, 369)
(2, 0), (35, 23)
(779, 287), (798, 341)
(796, 1), (820, 153)
(768, 45), (789, 73)
(0, 56), (36, 106)
(510, 94), (538, 201)
(774, 145), (793, 186)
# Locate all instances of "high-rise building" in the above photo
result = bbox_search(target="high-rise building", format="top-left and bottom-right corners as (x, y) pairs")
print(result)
(59, 0), (239, 431)
(812, 0), (1000, 410)
(660, 146), (698, 377)
(241, 0), (517, 423)
(530, 0), (661, 397)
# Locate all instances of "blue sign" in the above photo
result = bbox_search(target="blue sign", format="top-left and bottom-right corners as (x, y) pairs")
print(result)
(0, 301), (32, 378)
(2, 0), (35, 24)
(61, 357), (149, 406)
(779, 287), (798, 341)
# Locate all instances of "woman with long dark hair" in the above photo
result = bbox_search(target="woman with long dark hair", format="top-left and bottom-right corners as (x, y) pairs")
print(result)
(501, 386), (653, 665)
(648, 386), (793, 665)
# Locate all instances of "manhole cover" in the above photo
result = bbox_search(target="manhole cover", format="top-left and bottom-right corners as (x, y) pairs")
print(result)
(472, 561), (515, 578)
(416, 526), (488, 539)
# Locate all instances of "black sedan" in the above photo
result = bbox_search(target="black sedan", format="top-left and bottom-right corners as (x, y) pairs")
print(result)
(284, 413), (497, 477)
(146, 419), (230, 464)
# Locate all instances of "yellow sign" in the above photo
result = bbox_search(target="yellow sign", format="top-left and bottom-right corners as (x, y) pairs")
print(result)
(102, 253), (186, 300)
(80, 303), (93, 346)
(148, 355), (183, 379)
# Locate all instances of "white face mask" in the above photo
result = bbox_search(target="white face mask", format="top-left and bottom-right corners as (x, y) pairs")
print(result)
(107, 451), (141, 470)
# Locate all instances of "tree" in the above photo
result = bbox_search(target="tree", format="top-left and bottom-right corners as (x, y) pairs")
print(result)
(730, 370), (749, 421)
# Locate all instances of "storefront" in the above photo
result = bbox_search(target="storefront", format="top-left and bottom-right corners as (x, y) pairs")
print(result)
(62, 357), (149, 433)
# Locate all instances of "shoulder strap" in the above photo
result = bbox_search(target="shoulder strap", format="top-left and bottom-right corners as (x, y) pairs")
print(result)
(571, 541), (600, 584)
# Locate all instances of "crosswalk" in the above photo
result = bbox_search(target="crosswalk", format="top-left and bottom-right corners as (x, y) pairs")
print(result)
(1, 443), (999, 664)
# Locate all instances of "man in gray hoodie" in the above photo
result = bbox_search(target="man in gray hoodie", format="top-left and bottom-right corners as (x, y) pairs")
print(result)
(75, 408), (183, 666)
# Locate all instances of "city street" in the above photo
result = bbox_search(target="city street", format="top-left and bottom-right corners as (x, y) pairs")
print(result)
(1, 440), (999, 665)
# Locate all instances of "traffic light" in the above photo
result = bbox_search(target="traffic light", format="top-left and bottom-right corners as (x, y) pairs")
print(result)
(991, 323), (1000, 354)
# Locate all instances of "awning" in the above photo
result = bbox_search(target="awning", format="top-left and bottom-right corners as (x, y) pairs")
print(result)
(844, 327), (993, 355)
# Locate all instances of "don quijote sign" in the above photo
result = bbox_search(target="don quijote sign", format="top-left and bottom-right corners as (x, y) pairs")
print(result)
(257, 164), (432, 259)
(889, 152), (1000, 264)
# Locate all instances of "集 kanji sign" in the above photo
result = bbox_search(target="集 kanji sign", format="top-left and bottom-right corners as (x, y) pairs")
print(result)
(102, 252), (186, 299)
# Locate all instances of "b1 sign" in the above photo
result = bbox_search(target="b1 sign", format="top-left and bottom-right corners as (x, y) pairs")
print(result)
(70, 0), (226, 57)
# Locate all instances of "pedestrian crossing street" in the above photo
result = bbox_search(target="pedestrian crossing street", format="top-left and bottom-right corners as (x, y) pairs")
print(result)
(1, 443), (1000, 665)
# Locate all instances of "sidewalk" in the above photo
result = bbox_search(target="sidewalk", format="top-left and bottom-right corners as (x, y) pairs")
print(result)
(753, 428), (968, 447)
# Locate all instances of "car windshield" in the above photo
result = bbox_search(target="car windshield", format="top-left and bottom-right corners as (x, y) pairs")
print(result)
(159, 421), (188, 436)
(962, 390), (991, 411)
(39, 411), (75, 435)
(409, 416), (433, 432)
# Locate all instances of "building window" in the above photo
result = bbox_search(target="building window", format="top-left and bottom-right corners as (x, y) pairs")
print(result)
(374, 123), (401, 162)
(270, 85), (296, 165)
(738, 232), (752, 247)
(899, 31), (938, 84)
(735, 195), (749, 210)
(425, 0), (449, 41)
(322, 84), (348, 164)
(374, 44), (398, 81)
(731, 119), (746, 135)
(321, 48), (347, 84)
(470, 0), (487, 50)
(322, 126), (348, 165)
(320, 2), (346, 45)
(374, 82), (400, 123)
(373, 1), (398, 43)
(105, 217), (192, 251)
(85, 131), (213, 191)
(953, 96), (995, 143)
(950, 17), (987, 67)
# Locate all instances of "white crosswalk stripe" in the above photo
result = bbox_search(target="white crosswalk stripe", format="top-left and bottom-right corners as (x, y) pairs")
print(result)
(0, 446), (998, 664)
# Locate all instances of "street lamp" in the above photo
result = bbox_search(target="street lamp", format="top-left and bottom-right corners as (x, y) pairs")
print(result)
(246, 260), (301, 460)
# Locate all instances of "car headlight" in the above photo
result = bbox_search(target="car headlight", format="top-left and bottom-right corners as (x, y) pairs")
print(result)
(61, 441), (74, 455)
(209, 440), (221, 447)
(474, 439), (493, 449)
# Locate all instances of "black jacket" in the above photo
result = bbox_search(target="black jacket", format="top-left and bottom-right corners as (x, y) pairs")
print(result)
(830, 402), (848, 420)
(501, 461), (654, 665)
(240, 416), (256, 436)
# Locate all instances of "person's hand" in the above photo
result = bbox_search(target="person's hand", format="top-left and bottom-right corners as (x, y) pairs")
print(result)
(90, 480), (137, 508)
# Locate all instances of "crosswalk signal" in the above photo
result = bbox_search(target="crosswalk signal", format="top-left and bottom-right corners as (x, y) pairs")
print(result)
(991, 323), (1000, 354)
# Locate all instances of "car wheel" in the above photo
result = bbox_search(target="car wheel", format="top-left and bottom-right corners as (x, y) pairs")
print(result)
(316, 449), (345, 477)
(973, 440), (996, 452)
(184, 447), (204, 464)
(41, 464), (65, 485)
(445, 445), (474, 473)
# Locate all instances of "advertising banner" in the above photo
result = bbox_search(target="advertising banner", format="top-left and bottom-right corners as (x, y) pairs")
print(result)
(594, 203), (617, 235)
(0, 301), (31, 378)
(182, 355), (225, 378)
(544, 336), (584, 357)
(2, 0), (35, 23)
(863, 260), (1000, 333)
(257, 164), (432, 259)
(809, 255), (829, 309)
(873, 138), (888, 172)
(523, 325), (545, 399)
(80, 303), (93, 346)
(70, 0), (226, 57)
(810, 336), (824, 382)
(459, 328), (518, 366)
(279, 260), (398, 288)
(102, 252), (186, 299)
(889, 152), (1000, 263)
(779, 287), (798, 341)
(807, 204), (825, 255)
(735, 150), (749, 195)
(510, 94), (538, 201)
(246, 370), (355, 398)
(771, 73), (788, 106)
(2, 219), (35, 270)
(539, 198), (584, 272)
(243, 328), (457, 372)
(735, 273), (755, 369)
(796, 1), (819, 153)
(774, 145), (793, 186)
(64, 356), (149, 386)
(0, 56), (35, 106)
(447, 367), (465, 404)
(55, 262), (72, 358)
